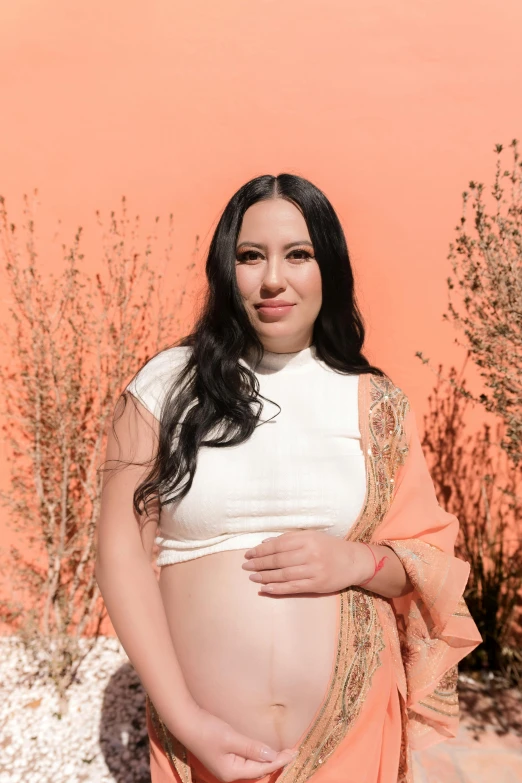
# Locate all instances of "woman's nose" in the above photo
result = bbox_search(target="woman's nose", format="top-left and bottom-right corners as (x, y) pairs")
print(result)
(262, 259), (286, 285)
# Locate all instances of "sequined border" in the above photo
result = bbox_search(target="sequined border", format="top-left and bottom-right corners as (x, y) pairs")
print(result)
(148, 694), (192, 783)
(347, 373), (410, 544)
(418, 664), (459, 718)
(146, 372), (413, 783)
(276, 588), (386, 782)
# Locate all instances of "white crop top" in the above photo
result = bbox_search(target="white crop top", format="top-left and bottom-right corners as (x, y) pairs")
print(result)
(125, 344), (366, 566)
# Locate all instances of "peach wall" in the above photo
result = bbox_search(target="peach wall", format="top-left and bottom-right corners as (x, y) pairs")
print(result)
(1, 0), (521, 633)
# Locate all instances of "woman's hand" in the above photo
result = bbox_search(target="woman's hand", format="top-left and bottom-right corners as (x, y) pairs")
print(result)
(242, 531), (375, 595)
(178, 704), (298, 782)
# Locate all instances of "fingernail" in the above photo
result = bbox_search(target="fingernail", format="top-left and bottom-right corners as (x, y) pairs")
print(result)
(260, 748), (277, 761)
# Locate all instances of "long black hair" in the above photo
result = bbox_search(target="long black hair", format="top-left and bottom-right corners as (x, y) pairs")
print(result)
(122, 173), (390, 519)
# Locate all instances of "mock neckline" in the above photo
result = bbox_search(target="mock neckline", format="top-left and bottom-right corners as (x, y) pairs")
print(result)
(243, 344), (318, 373)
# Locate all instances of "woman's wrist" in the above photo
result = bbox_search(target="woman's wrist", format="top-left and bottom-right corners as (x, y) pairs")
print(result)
(352, 541), (380, 586)
(162, 694), (202, 742)
(350, 541), (411, 598)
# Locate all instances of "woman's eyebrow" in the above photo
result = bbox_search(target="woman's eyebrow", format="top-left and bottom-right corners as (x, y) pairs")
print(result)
(236, 241), (314, 250)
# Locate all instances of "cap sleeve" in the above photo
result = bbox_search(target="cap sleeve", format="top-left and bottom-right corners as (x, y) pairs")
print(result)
(124, 347), (191, 420)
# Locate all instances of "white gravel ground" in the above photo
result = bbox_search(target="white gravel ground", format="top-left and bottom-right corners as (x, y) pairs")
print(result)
(0, 635), (151, 783)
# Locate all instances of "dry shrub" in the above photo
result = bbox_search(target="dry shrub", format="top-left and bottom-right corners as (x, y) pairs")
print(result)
(419, 365), (522, 684)
(0, 190), (197, 706)
(416, 138), (522, 684)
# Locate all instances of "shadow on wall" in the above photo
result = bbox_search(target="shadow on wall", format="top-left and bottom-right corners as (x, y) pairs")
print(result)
(99, 663), (151, 782)
(419, 363), (522, 682)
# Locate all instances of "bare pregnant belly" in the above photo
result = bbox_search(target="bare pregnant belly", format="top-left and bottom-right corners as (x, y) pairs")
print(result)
(158, 548), (340, 751)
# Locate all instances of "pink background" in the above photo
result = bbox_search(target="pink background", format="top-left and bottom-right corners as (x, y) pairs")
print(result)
(1, 0), (520, 631)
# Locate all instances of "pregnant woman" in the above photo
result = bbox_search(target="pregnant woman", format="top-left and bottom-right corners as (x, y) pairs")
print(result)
(95, 174), (482, 783)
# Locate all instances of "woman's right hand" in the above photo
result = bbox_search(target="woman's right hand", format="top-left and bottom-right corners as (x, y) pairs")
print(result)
(178, 703), (299, 782)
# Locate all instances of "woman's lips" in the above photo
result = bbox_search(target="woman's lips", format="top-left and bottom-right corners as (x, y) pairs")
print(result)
(255, 304), (295, 316)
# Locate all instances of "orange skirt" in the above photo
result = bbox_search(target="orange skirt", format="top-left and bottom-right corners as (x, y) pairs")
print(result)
(145, 589), (411, 783)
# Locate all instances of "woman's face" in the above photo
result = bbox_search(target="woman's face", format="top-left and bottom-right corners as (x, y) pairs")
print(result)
(235, 198), (322, 353)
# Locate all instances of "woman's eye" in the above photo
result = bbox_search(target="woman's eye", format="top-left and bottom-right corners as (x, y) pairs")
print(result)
(236, 249), (314, 264)
(236, 251), (261, 263)
(288, 250), (313, 261)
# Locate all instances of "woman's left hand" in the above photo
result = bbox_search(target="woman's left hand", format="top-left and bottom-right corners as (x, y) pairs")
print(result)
(242, 531), (373, 595)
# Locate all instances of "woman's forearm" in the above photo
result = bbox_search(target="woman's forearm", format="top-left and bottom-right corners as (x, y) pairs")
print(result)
(95, 552), (199, 738)
(351, 542), (412, 598)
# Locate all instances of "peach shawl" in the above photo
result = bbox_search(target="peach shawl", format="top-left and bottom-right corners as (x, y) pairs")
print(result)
(347, 372), (483, 776)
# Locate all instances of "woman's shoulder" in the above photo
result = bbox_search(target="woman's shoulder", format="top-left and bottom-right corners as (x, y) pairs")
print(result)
(132, 344), (192, 378)
(124, 345), (193, 420)
(364, 372), (412, 427)
(364, 370), (409, 400)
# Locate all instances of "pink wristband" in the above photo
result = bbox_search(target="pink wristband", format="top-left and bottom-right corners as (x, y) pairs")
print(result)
(358, 542), (387, 587)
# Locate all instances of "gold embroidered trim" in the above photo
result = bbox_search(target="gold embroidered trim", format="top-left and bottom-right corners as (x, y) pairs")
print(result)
(397, 690), (414, 783)
(146, 373), (412, 783)
(277, 589), (385, 782)
(418, 698), (459, 717)
(452, 596), (472, 618)
(147, 694), (192, 782)
(418, 664), (459, 717)
(347, 374), (410, 543)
